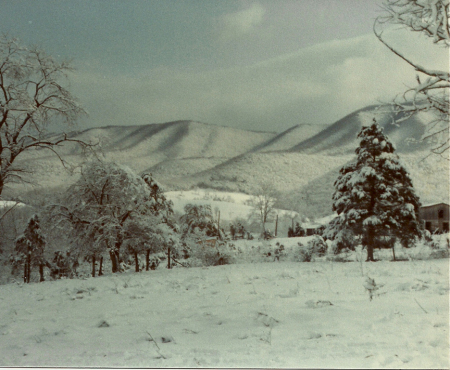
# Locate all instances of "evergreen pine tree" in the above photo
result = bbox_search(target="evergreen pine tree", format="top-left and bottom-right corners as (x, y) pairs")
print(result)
(24, 215), (46, 281)
(12, 215), (46, 282)
(329, 120), (421, 261)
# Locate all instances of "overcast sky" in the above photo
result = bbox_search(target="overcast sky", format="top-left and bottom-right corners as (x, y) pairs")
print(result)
(0, 0), (447, 132)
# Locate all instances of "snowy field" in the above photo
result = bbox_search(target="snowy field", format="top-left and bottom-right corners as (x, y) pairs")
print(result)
(0, 258), (448, 368)
(166, 189), (298, 221)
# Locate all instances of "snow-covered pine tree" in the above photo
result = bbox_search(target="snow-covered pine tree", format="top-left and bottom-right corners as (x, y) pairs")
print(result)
(329, 120), (421, 261)
(12, 236), (31, 283)
(24, 215), (46, 281)
(180, 204), (217, 237)
(141, 173), (181, 269)
(12, 215), (46, 282)
(141, 173), (174, 217)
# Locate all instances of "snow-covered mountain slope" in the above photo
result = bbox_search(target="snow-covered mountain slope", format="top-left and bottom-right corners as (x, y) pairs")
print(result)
(289, 105), (433, 155)
(32, 120), (277, 159)
(0, 259), (448, 368)
(251, 124), (330, 153)
(6, 105), (448, 221)
(176, 152), (353, 194)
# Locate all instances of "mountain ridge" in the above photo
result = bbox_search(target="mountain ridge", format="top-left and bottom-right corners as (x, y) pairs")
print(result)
(8, 105), (448, 218)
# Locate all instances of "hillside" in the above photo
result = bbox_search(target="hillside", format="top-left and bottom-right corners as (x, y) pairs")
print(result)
(251, 124), (330, 153)
(6, 105), (448, 221)
(32, 121), (277, 160)
(171, 152), (353, 194)
(10, 120), (278, 195)
(289, 105), (432, 155)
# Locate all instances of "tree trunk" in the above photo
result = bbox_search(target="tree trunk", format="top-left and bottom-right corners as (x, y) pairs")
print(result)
(92, 255), (96, 277)
(275, 214), (278, 236)
(109, 250), (118, 273)
(26, 251), (31, 283)
(115, 250), (120, 271)
(99, 256), (103, 276)
(23, 262), (28, 283)
(392, 244), (396, 261)
(39, 264), (44, 282)
(167, 247), (171, 269)
(217, 211), (221, 240)
(134, 251), (139, 272)
(146, 250), (150, 271)
(366, 227), (375, 262)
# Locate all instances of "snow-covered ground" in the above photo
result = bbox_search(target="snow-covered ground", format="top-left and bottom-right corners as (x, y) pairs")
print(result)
(166, 189), (298, 221)
(0, 258), (448, 368)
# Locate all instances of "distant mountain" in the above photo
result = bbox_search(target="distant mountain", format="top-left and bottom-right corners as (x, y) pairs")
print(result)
(8, 105), (448, 218)
(36, 120), (277, 160)
(289, 105), (431, 155)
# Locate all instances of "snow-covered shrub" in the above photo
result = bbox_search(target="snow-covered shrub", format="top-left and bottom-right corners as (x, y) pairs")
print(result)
(399, 236), (417, 249)
(294, 242), (312, 262)
(187, 242), (236, 267)
(429, 249), (449, 259)
(181, 257), (201, 267)
(330, 230), (358, 254)
(423, 229), (433, 243)
(307, 235), (327, 257)
(261, 230), (274, 240)
(229, 220), (247, 240)
(148, 254), (161, 270)
(273, 243), (285, 261)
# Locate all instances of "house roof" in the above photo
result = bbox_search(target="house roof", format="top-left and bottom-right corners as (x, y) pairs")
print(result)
(420, 202), (450, 209)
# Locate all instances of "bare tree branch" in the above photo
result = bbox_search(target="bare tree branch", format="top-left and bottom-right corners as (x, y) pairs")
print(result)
(0, 35), (94, 196)
(374, 0), (450, 156)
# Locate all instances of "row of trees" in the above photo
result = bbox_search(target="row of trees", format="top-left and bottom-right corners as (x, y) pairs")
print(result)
(47, 163), (183, 277)
(5, 160), (235, 282)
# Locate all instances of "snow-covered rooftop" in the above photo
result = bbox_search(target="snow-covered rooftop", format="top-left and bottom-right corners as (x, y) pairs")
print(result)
(420, 202), (450, 208)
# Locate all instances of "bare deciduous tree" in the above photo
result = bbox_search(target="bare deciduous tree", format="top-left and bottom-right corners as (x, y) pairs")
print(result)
(0, 35), (91, 196)
(249, 181), (278, 237)
(374, 0), (450, 156)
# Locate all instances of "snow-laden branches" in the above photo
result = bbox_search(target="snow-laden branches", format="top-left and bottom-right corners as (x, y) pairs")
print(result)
(374, 0), (450, 156)
(47, 161), (177, 273)
(0, 35), (94, 196)
(327, 121), (422, 261)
